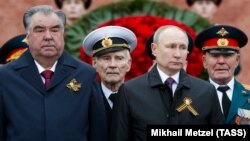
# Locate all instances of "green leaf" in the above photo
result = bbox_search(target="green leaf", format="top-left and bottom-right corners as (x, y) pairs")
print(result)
(65, 0), (212, 59)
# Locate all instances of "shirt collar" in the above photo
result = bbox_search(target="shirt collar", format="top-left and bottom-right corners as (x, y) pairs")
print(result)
(101, 83), (117, 100)
(34, 60), (57, 74)
(157, 66), (180, 84)
(209, 77), (235, 90)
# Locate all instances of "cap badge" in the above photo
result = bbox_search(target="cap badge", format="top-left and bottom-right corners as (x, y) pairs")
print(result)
(217, 38), (229, 46)
(66, 78), (81, 93)
(216, 27), (229, 37)
(176, 97), (199, 116)
(101, 36), (113, 48)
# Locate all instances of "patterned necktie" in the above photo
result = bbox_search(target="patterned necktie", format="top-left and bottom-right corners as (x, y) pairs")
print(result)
(165, 77), (175, 93)
(217, 86), (231, 119)
(164, 77), (175, 107)
(41, 70), (54, 88)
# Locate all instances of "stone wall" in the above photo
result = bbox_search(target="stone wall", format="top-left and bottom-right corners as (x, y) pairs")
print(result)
(1, 0), (249, 83)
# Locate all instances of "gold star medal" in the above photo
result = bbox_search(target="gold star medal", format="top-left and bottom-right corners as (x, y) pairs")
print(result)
(66, 79), (81, 93)
(176, 97), (199, 116)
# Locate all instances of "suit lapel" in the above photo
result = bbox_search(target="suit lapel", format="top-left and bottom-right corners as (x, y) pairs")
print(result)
(47, 63), (71, 90)
(226, 80), (249, 123)
(14, 51), (46, 95)
(176, 69), (191, 91)
(47, 52), (76, 90)
(14, 51), (77, 93)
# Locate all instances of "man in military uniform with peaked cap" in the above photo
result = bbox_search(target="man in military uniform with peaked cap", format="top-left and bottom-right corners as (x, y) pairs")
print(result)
(83, 25), (137, 138)
(195, 24), (250, 124)
(0, 34), (28, 66)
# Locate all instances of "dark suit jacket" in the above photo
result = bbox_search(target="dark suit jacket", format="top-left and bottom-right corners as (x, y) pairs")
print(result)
(227, 80), (250, 124)
(111, 65), (225, 141)
(0, 51), (108, 141)
(101, 89), (113, 140)
(101, 89), (112, 128)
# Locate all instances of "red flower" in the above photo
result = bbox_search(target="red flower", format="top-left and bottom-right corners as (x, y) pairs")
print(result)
(80, 15), (203, 80)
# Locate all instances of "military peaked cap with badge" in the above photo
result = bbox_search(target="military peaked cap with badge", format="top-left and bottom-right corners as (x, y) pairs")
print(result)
(0, 34), (28, 64)
(145, 32), (194, 59)
(83, 26), (137, 57)
(55, 0), (92, 9)
(186, 0), (222, 6)
(195, 24), (248, 54)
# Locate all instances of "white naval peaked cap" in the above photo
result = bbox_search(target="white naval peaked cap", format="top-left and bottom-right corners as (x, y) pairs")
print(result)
(82, 26), (137, 57)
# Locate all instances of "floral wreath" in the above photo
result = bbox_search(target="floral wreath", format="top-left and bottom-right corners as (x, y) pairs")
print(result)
(65, 0), (212, 80)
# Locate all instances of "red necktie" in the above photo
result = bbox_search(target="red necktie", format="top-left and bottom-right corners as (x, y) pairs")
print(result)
(41, 70), (54, 88)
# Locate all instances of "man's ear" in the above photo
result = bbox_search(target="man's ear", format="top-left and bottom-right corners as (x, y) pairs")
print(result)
(126, 58), (132, 72)
(235, 54), (240, 68)
(92, 58), (97, 68)
(202, 55), (208, 69)
(151, 43), (157, 57)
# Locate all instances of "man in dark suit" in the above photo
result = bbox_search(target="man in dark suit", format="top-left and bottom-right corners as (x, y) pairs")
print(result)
(111, 25), (225, 141)
(0, 5), (107, 141)
(82, 26), (137, 137)
(195, 24), (250, 124)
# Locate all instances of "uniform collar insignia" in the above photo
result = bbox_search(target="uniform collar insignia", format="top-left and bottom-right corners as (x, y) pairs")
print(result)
(176, 97), (199, 116)
(241, 90), (248, 96)
(66, 78), (81, 93)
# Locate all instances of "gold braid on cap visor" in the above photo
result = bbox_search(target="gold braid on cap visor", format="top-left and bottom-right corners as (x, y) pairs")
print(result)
(202, 46), (240, 51)
(92, 44), (130, 55)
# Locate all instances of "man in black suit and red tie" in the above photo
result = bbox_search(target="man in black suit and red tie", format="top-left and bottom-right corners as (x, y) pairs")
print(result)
(0, 5), (107, 141)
